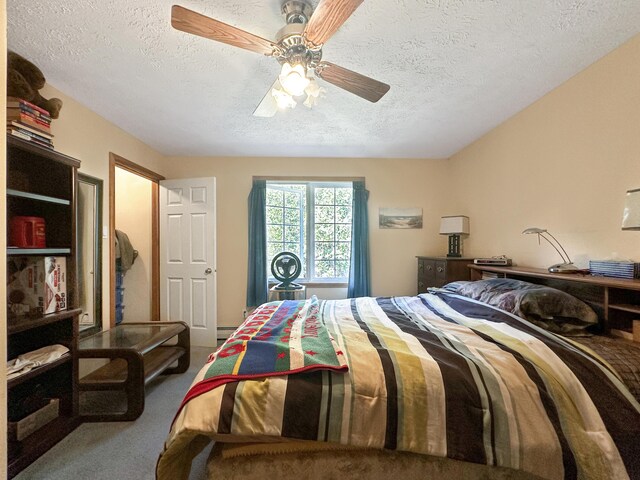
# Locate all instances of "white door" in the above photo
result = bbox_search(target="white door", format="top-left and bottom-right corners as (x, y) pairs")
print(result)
(160, 178), (216, 346)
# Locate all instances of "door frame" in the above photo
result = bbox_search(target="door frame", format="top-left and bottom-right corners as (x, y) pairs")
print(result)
(109, 153), (165, 327)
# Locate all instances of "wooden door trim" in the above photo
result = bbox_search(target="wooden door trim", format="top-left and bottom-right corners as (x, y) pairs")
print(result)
(109, 153), (165, 327)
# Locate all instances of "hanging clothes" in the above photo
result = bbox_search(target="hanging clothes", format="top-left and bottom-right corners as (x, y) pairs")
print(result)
(115, 229), (138, 272)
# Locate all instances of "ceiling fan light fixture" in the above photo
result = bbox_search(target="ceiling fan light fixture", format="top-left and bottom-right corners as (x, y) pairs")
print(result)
(303, 77), (324, 108)
(279, 62), (310, 97)
(272, 87), (297, 110)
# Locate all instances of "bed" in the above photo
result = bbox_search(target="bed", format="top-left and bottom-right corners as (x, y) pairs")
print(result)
(156, 283), (640, 480)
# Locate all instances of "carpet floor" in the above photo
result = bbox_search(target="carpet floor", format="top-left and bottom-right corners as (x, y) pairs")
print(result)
(15, 346), (214, 480)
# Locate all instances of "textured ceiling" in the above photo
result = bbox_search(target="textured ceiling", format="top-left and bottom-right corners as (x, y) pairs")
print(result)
(7, 1), (640, 158)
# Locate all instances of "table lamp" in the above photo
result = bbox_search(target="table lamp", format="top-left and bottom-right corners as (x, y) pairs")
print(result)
(440, 216), (469, 257)
(522, 227), (579, 273)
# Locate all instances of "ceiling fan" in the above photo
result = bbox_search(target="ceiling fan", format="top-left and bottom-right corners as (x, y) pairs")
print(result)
(171, 0), (390, 117)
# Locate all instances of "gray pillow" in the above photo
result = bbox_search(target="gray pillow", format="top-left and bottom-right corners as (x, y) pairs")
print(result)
(443, 278), (598, 336)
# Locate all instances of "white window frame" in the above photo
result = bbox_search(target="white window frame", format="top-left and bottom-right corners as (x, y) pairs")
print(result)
(266, 180), (353, 284)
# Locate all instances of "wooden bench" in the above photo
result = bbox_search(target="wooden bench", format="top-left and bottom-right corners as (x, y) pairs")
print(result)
(78, 322), (190, 421)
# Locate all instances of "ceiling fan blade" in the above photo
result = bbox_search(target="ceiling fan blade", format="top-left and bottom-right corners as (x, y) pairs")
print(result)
(253, 80), (281, 118)
(304, 0), (364, 47)
(171, 5), (276, 56)
(315, 62), (390, 103)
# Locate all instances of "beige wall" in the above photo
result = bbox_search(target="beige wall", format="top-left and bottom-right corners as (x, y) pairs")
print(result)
(115, 167), (153, 322)
(40, 84), (166, 329)
(161, 157), (451, 327)
(448, 34), (640, 269)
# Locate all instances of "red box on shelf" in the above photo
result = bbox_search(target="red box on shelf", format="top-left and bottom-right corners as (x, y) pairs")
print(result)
(9, 216), (46, 248)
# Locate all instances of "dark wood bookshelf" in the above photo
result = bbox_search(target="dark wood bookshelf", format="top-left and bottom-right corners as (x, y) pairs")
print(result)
(6, 135), (81, 478)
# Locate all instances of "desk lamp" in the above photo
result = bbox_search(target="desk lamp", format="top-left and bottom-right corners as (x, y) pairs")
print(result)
(522, 227), (579, 273)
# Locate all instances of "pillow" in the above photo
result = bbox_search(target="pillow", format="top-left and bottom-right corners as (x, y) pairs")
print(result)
(443, 278), (599, 336)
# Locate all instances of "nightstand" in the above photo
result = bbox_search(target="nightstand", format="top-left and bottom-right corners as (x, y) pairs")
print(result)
(416, 256), (474, 293)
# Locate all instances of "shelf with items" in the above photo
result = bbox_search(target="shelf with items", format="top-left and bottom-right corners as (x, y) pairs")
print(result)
(7, 355), (73, 389)
(6, 133), (81, 478)
(7, 195), (73, 250)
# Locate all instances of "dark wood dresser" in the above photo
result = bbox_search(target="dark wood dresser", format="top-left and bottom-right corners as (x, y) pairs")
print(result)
(416, 256), (474, 293)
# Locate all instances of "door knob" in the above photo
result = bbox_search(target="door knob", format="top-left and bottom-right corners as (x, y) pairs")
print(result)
(205, 268), (213, 275)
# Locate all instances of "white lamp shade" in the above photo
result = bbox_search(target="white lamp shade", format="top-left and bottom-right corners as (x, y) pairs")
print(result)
(440, 216), (469, 235)
(622, 189), (640, 230)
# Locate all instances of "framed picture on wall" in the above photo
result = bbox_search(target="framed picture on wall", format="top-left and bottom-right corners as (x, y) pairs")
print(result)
(379, 208), (423, 229)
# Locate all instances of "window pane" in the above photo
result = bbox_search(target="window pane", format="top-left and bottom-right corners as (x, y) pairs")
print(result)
(267, 189), (283, 207)
(315, 224), (334, 242)
(267, 242), (283, 261)
(284, 207), (300, 225)
(315, 187), (334, 205)
(284, 225), (300, 243)
(267, 206), (283, 225)
(335, 205), (351, 224)
(335, 260), (349, 278)
(335, 242), (350, 260)
(315, 260), (334, 278)
(336, 224), (351, 242)
(285, 243), (300, 256)
(267, 225), (283, 242)
(284, 191), (300, 208)
(315, 205), (334, 223)
(335, 188), (352, 206)
(315, 242), (335, 260)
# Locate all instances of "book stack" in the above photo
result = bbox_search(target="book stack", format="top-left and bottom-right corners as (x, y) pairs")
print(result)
(589, 260), (640, 279)
(6, 97), (54, 150)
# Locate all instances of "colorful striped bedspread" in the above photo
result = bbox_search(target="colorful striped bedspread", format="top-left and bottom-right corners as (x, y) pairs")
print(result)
(157, 293), (640, 480)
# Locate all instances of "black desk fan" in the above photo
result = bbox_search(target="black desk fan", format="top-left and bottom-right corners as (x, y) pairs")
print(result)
(271, 252), (303, 290)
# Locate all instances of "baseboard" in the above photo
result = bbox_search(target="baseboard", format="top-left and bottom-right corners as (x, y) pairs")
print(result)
(217, 326), (236, 341)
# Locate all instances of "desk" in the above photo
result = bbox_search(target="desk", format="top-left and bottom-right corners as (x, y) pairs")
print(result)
(78, 322), (190, 421)
(269, 285), (306, 301)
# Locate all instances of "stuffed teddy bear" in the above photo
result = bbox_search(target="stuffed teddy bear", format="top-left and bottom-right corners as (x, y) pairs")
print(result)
(7, 50), (63, 118)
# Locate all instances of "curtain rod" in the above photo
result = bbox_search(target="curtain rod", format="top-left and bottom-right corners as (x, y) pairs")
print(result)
(253, 175), (365, 182)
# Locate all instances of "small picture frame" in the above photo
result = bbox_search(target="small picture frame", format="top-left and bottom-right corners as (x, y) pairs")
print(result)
(379, 208), (423, 229)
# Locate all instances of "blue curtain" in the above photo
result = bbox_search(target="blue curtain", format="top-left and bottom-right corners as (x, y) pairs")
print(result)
(246, 180), (268, 307)
(348, 181), (371, 298)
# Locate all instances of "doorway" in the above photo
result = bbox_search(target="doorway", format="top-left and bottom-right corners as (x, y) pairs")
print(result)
(109, 153), (165, 327)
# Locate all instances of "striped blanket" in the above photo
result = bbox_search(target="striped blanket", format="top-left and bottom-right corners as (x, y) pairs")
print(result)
(157, 293), (640, 480)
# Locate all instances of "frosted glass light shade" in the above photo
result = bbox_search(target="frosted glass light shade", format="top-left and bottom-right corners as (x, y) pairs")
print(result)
(622, 188), (640, 230)
(440, 216), (469, 235)
(279, 62), (310, 97)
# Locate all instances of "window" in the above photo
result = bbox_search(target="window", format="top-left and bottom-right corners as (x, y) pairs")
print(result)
(266, 181), (353, 282)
